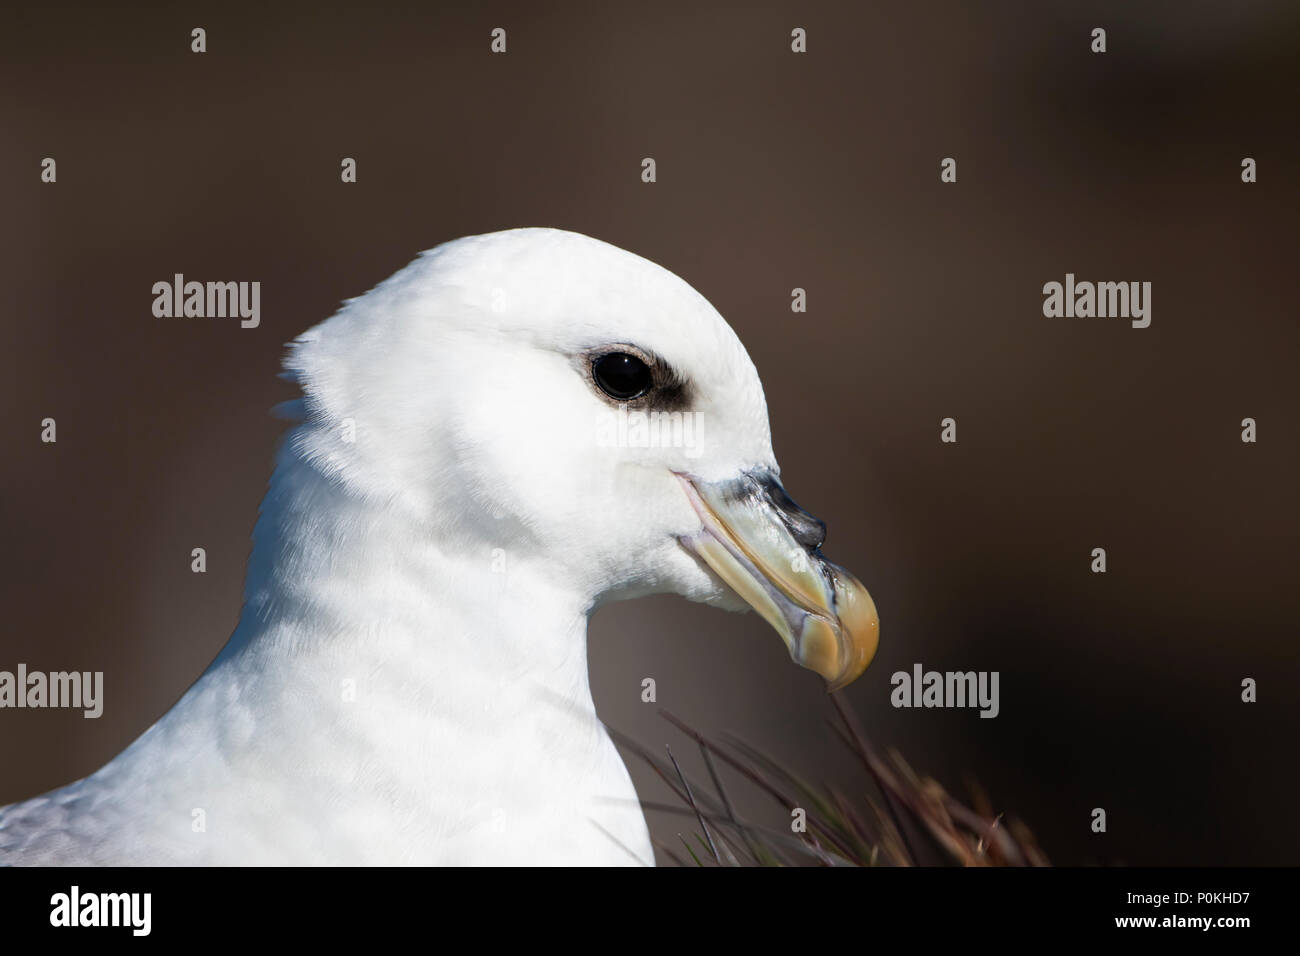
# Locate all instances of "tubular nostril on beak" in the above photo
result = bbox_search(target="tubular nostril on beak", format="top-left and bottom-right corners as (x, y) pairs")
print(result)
(751, 471), (828, 551)
(682, 469), (879, 690)
(783, 505), (827, 551)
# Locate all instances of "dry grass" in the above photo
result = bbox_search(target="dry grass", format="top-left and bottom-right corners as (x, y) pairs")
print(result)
(610, 696), (1048, 867)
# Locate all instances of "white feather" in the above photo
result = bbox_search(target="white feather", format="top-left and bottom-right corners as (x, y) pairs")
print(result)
(0, 228), (778, 865)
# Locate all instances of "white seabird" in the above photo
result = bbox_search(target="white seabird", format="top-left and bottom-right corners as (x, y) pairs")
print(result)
(0, 228), (879, 865)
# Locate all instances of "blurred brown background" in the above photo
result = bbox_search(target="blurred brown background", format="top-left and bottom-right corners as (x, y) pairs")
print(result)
(2, 1), (1297, 865)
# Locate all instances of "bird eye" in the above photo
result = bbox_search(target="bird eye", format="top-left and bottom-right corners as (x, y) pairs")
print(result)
(592, 351), (653, 400)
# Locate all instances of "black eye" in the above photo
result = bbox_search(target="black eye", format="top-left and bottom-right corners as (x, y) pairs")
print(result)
(592, 351), (653, 400)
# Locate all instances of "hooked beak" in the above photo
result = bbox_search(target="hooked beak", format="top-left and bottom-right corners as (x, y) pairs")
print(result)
(677, 471), (879, 692)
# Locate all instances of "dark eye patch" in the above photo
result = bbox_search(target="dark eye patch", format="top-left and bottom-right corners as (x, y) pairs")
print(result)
(583, 345), (692, 412)
(592, 352), (653, 400)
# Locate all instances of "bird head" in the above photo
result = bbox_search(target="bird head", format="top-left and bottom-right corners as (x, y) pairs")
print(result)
(284, 228), (878, 691)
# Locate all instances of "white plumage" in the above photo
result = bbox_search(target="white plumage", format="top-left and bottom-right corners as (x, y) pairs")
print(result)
(0, 228), (877, 865)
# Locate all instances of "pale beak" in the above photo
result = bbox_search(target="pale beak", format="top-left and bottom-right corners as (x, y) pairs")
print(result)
(677, 471), (879, 691)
